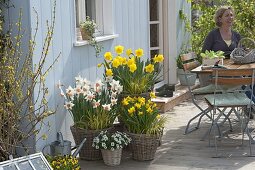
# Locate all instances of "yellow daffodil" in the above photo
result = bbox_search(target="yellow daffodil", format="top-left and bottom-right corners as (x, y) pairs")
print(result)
(104, 52), (112, 61)
(135, 103), (141, 109)
(112, 58), (121, 68)
(122, 98), (129, 105)
(138, 111), (143, 116)
(128, 107), (135, 114)
(126, 48), (132, 56)
(138, 97), (145, 105)
(135, 48), (144, 57)
(156, 114), (161, 119)
(153, 54), (164, 63)
(129, 63), (137, 72)
(121, 57), (127, 65)
(146, 107), (153, 114)
(150, 92), (156, 98)
(145, 64), (154, 73)
(97, 63), (102, 67)
(115, 45), (124, 55)
(106, 69), (113, 77)
(127, 57), (135, 66)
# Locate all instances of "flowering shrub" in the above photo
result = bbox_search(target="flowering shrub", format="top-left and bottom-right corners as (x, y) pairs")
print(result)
(46, 155), (80, 170)
(121, 95), (167, 135)
(58, 76), (123, 130)
(92, 130), (131, 150)
(98, 45), (164, 95)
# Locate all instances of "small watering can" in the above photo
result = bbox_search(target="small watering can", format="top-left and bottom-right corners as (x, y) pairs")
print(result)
(43, 132), (86, 157)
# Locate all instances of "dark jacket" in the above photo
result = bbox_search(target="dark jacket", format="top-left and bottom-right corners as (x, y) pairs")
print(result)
(202, 28), (241, 58)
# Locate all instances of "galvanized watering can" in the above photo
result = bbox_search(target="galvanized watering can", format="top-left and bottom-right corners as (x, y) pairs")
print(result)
(43, 132), (86, 157)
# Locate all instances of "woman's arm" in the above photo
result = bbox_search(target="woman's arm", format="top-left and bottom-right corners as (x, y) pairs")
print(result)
(202, 31), (214, 53)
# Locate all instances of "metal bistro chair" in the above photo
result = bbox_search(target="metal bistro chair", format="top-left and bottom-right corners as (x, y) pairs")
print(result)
(181, 53), (235, 135)
(204, 68), (255, 157)
(181, 52), (214, 134)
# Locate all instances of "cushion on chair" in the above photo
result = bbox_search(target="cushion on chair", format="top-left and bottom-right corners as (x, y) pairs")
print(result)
(205, 93), (253, 107)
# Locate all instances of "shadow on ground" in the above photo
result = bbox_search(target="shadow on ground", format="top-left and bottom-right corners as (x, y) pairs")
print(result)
(79, 99), (255, 170)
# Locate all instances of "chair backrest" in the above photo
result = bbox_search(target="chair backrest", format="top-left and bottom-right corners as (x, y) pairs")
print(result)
(180, 52), (201, 72)
(211, 68), (255, 86)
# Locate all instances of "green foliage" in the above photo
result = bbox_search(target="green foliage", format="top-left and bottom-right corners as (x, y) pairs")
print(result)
(183, 0), (255, 57)
(120, 96), (167, 135)
(0, 2), (59, 161)
(200, 50), (225, 59)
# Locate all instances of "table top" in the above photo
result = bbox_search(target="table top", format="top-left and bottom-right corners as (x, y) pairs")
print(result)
(191, 59), (255, 73)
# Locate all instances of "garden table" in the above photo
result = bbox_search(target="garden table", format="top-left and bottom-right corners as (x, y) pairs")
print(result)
(191, 59), (255, 86)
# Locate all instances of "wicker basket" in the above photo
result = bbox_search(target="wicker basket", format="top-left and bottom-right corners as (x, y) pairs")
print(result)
(101, 148), (122, 166)
(127, 132), (160, 161)
(80, 28), (92, 40)
(230, 38), (255, 64)
(70, 126), (112, 160)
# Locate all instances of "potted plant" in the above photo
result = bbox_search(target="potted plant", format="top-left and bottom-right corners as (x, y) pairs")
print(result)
(98, 45), (164, 96)
(58, 77), (123, 160)
(92, 130), (131, 166)
(120, 95), (167, 161)
(200, 50), (225, 66)
(46, 155), (80, 170)
(176, 53), (197, 86)
(79, 16), (103, 57)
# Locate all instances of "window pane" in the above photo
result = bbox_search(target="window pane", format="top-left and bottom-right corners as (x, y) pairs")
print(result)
(150, 50), (159, 60)
(150, 0), (158, 21)
(18, 161), (33, 170)
(31, 157), (50, 170)
(150, 24), (159, 47)
(86, 0), (96, 21)
(2, 165), (18, 170)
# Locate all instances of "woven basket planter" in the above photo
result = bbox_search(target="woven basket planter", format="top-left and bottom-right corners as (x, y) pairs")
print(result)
(80, 28), (92, 40)
(70, 126), (112, 160)
(127, 132), (160, 161)
(101, 148), (122, 166)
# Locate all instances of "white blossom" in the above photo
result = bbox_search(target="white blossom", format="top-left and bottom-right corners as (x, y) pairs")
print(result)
(64, 101), (74, 110)
(102, 104), (111, 111)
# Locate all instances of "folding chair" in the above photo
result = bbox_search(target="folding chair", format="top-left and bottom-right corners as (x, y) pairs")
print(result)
(204, 68), (255, 157)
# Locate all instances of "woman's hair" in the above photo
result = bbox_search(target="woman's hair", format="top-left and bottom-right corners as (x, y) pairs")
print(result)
(214, 6), (234, 27)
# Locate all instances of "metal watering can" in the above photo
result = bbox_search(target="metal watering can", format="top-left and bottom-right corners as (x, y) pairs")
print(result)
(43, 132), (86, 157)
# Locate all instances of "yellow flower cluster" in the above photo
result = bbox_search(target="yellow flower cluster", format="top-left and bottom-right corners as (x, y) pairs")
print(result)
(48, 155), (80, 170)
(122, 94), (158, 117)
(100, 45), (164, 77)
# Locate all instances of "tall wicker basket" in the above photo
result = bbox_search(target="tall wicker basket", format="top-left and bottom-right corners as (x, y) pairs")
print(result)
(127, 132), (160, 161)
(101, 148), (122, 166)
(70, 126), (104, 160)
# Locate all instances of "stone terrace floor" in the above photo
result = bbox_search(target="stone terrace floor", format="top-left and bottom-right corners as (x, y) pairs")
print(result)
(79, 98), (255, 170)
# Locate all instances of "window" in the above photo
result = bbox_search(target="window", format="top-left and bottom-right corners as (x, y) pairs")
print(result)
(75, 0), (114, 42)
(0, 153), (52, 170)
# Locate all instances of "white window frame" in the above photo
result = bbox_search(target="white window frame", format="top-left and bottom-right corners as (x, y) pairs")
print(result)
(74, 0), (117, 46)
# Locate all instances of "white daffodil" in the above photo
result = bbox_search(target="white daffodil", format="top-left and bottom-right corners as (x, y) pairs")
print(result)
(94, 79), (104, 93)
(102, 104), (111, 111)
(92, 100), (100, 108)
(111, 98), (118, 105)
(83, 78), (91, 86)
(75, 85), (82, 95)
(85, 91), (95, 101)
(75, 75), (83, 86)
(66, 86), (75, 97)
(64, 101), (74, 110)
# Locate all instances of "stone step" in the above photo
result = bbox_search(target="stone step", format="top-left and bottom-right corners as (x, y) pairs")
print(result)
(152, 80), (200, 112)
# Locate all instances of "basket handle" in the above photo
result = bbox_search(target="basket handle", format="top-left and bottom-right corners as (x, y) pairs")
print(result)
(238, 37), (255, 48)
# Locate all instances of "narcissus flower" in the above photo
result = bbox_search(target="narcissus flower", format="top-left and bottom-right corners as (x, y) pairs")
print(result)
(115, 45), (124, 55)
(106, 69), (113, 77)
(145, 64), (154, 73)
(129, 63), (137, 72)
(104, 52), (112, 61)
(135, 48), (144, 57)
(126, 48), (132, 56)
(153, 54), (164, 63)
